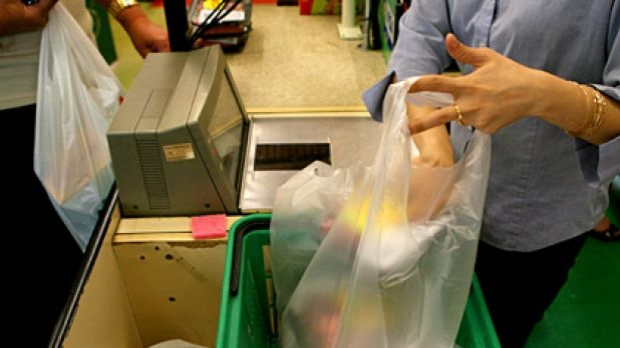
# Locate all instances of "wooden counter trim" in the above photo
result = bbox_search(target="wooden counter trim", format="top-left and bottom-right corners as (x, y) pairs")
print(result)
(246, 105), (370, 116)
(113, 215), (243, 244)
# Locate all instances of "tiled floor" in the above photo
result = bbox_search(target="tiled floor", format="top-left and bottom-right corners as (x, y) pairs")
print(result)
(111, 2), (387, 110)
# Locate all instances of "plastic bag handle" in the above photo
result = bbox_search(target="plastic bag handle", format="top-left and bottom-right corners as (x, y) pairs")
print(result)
(229, 215), (271, 296)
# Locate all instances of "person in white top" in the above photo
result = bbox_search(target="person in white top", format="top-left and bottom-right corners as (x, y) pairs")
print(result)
(0, 0), (169, 108)
(0, 0), (169, 345)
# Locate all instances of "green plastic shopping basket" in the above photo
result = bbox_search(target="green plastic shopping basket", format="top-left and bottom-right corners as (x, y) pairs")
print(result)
(216, 213), (501, 348)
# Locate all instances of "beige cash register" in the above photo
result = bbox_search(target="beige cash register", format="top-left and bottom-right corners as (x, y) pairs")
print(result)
(107, 45), (382, 218)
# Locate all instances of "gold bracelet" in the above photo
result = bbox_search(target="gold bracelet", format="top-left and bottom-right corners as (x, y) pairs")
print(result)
(585, 87), (607, 135)
(108, 0), (138, 19)
(567, 82), (592, 137)
(567, 83), (607, 138)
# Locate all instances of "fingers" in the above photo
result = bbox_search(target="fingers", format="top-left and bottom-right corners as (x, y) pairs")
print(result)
(36, 0), (58, 13)
(407, 75), (462, 133)
(406, 33), (500, 134)
(408, 75), (460, 95)
(408, 33), (493, 95)
(445, 33), (492, 69)
(151, 37), (171, 53)
(3, 0), (58, 34)
(408, 106), (458, 134)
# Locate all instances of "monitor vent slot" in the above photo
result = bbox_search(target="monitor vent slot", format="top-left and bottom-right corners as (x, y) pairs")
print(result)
(137, 139), (170, 209)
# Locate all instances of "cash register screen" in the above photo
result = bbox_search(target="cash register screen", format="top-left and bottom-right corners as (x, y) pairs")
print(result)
(208, 75), (245, 185)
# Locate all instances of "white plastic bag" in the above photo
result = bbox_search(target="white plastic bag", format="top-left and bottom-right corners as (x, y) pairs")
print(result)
(270, 78), (491, 347)
(35, 3), (123, 251)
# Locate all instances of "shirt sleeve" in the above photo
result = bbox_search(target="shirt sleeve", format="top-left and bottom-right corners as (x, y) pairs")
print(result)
(577, 2), (620, 186)
(362, 0), (452, 122)
(362, 72), (394, 122)
(388, 0), (454, 78)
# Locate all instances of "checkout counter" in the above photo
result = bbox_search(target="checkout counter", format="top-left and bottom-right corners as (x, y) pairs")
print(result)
(51, 5), (387, 348)
(51, 3), (620, 347)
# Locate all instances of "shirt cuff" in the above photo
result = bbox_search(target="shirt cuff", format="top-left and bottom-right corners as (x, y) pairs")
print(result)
(575, 135), (620, 186)
(362, 71), (395, 122)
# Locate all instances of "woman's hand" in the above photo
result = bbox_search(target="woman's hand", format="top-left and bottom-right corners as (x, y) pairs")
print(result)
(115, 6), (170, 57)
(408, 33), (550, 134)
(0, 0), (57, 36)
(409, 33), (620, 144)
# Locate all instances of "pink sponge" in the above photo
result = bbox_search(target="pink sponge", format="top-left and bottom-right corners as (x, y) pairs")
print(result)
(191, 214), (227, 239)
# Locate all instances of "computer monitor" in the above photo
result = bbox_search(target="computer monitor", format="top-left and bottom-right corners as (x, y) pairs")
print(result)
(107, 46), (248, 217)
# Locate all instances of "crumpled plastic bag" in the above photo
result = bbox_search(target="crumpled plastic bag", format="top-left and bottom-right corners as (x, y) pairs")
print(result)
(270, 77), (491, 347)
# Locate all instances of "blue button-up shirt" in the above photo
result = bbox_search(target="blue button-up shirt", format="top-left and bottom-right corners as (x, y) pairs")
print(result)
(363, 0), (620, 251)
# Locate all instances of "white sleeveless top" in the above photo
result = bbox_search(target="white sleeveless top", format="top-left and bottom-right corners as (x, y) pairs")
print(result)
(0, 0), (95, 109)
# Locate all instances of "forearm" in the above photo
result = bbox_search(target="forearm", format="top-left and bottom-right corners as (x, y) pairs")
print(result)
(406, 103), (455, 222)
(533, 70), (620, 144)
(97, 0), (145, 31)
(407, 103), (454, 168)
(97, 0), (169, 57)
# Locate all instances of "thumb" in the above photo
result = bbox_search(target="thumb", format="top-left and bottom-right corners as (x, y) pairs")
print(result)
(446, 33), (489, 69)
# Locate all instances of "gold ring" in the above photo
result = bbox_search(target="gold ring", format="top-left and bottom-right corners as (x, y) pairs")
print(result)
(454, 104), (465, 126)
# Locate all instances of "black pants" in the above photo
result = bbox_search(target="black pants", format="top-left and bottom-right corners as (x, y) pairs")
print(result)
(475, 234), (588, 348)
(4, 104), (84, 346)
